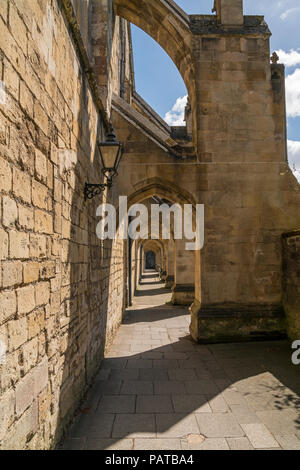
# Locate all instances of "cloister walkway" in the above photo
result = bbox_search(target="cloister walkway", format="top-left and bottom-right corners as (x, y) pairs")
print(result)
(60, 272), (300, 450)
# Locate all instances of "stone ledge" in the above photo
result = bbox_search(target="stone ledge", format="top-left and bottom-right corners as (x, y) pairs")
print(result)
(189, 15), (271, 36)
(193, 303), (287, 344)
(172, 284), (195, 293)
(198, 303), (285, 319)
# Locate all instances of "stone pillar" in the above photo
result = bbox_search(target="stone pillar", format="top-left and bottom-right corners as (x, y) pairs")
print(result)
(165, 240), (175, 289)
(189, 248), (201, 342)
(172, 239), (195, 305)
(160, 245), (167, 282)
(214, 0), (244, 26)
(136, 244), (143, 285)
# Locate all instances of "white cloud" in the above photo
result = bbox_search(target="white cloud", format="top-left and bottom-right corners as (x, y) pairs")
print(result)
(164, 95), (187, 126)
(288, 140), (300, 182)
(280, 7), (300, 20)
(285, 68), (300, 117)
(275, 49), (300, 67)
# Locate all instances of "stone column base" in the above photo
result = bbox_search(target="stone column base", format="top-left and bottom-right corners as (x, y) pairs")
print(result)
(191, 303), (287, 344)
(189, 298), (200, 342)
(171, 284), (194, 306)
(165, 275), (174, 289)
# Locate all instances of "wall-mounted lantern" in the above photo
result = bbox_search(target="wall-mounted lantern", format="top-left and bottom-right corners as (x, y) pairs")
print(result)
(84, 123), (123, 200)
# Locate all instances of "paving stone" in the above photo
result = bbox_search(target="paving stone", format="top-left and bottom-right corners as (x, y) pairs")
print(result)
(110, 369), (139, 381)
(222, 389), (247, 405)
(185, 380), (219, 395)
(183, 437), (229, 450)
(61, 437), (86, 450)
(256, 409), (299, 435)
(172, 395), (211, 413)
(139, 368), (169, 381)
(69, 413), (115, 439)
(274, 434), (300, 450)
(241, 423), (280, 449)
(97, 396), (135, 414)
(127, 359), (153, 369)
(141, 352), (164, 360)
(207, 394), (229, 413)
(95, 380), (122, 396)
(101, 358), (127, 369)
(95, 369), (111, 381)
(121, 381), (153, 395)
(244, 393), (273, 411)
(112, 414), (156, 438)
(134, 438), (182, 450)
(168, 368), (197, 381)
(86, 439), (133, 450)
(230, 403), (261, 424)
(153, 359), (179, 369)
(136, 395), (173, 413)
(154, 381), (186, 395)
(156, 413), (200, 438)
(165, 352), (188, 360)
(196, 413), (244, 438)
(227, 437), (254, 450)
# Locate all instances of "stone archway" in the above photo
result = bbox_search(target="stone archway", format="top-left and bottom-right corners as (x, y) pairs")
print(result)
(112, 0), (197, 144)
(145, 250), (156, 269)
(122, 178), (199, 338)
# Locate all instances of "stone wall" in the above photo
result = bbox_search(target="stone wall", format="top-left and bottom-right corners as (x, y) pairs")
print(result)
(0, 0), (125, 449)
(283, 231), (300, 340)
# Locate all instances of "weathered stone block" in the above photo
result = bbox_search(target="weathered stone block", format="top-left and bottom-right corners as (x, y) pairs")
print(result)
(27, 308), (45, 339)
(0, 227), (9, 260)
(2, 196), (18, 227)
(20, 81), (34, 117)
(17, 285), (36, 314)
(0, 388), (15, 441)
(32, 179), (49, 210)
(35, 149), (48, 184)
(9, 3), (28, 55)
(13, 168), (31, 203)
(34, 102), (48, 135)
(2, 261), (23, 288)
(4, 59), (19, 100)
(220, 0), (243, 26)
(35, 281), (50, 306)
(23, 261), (39, 284)
(15, 369), (35, 416)
(40, 261), (56, 280)
(18, 205), (34, 230)
(9, 231), (30, 259)
(22, 337), (38, 374)
(38, 386), (51, 424)
(54, 202), (62, 234)
(0, 158), (12, 192)
(33, 358), (49, 397)
(0, 290), (17, 323)
(1, 401), (38, 450)
(7, 316), (27, 350)
(34, 209), (53, 234)
(29, 234), (47, 258)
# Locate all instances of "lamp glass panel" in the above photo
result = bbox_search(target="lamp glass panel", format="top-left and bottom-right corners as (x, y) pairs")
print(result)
(100, 144), (119, 169)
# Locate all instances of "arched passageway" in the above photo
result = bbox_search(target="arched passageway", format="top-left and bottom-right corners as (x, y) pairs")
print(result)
(123, 180), (199, 319)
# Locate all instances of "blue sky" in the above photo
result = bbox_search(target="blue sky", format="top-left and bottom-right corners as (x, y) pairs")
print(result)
(131, 0), (300, 180)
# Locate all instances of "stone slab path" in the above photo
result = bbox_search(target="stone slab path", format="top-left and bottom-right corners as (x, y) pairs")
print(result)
(60, 271), (300, 450)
